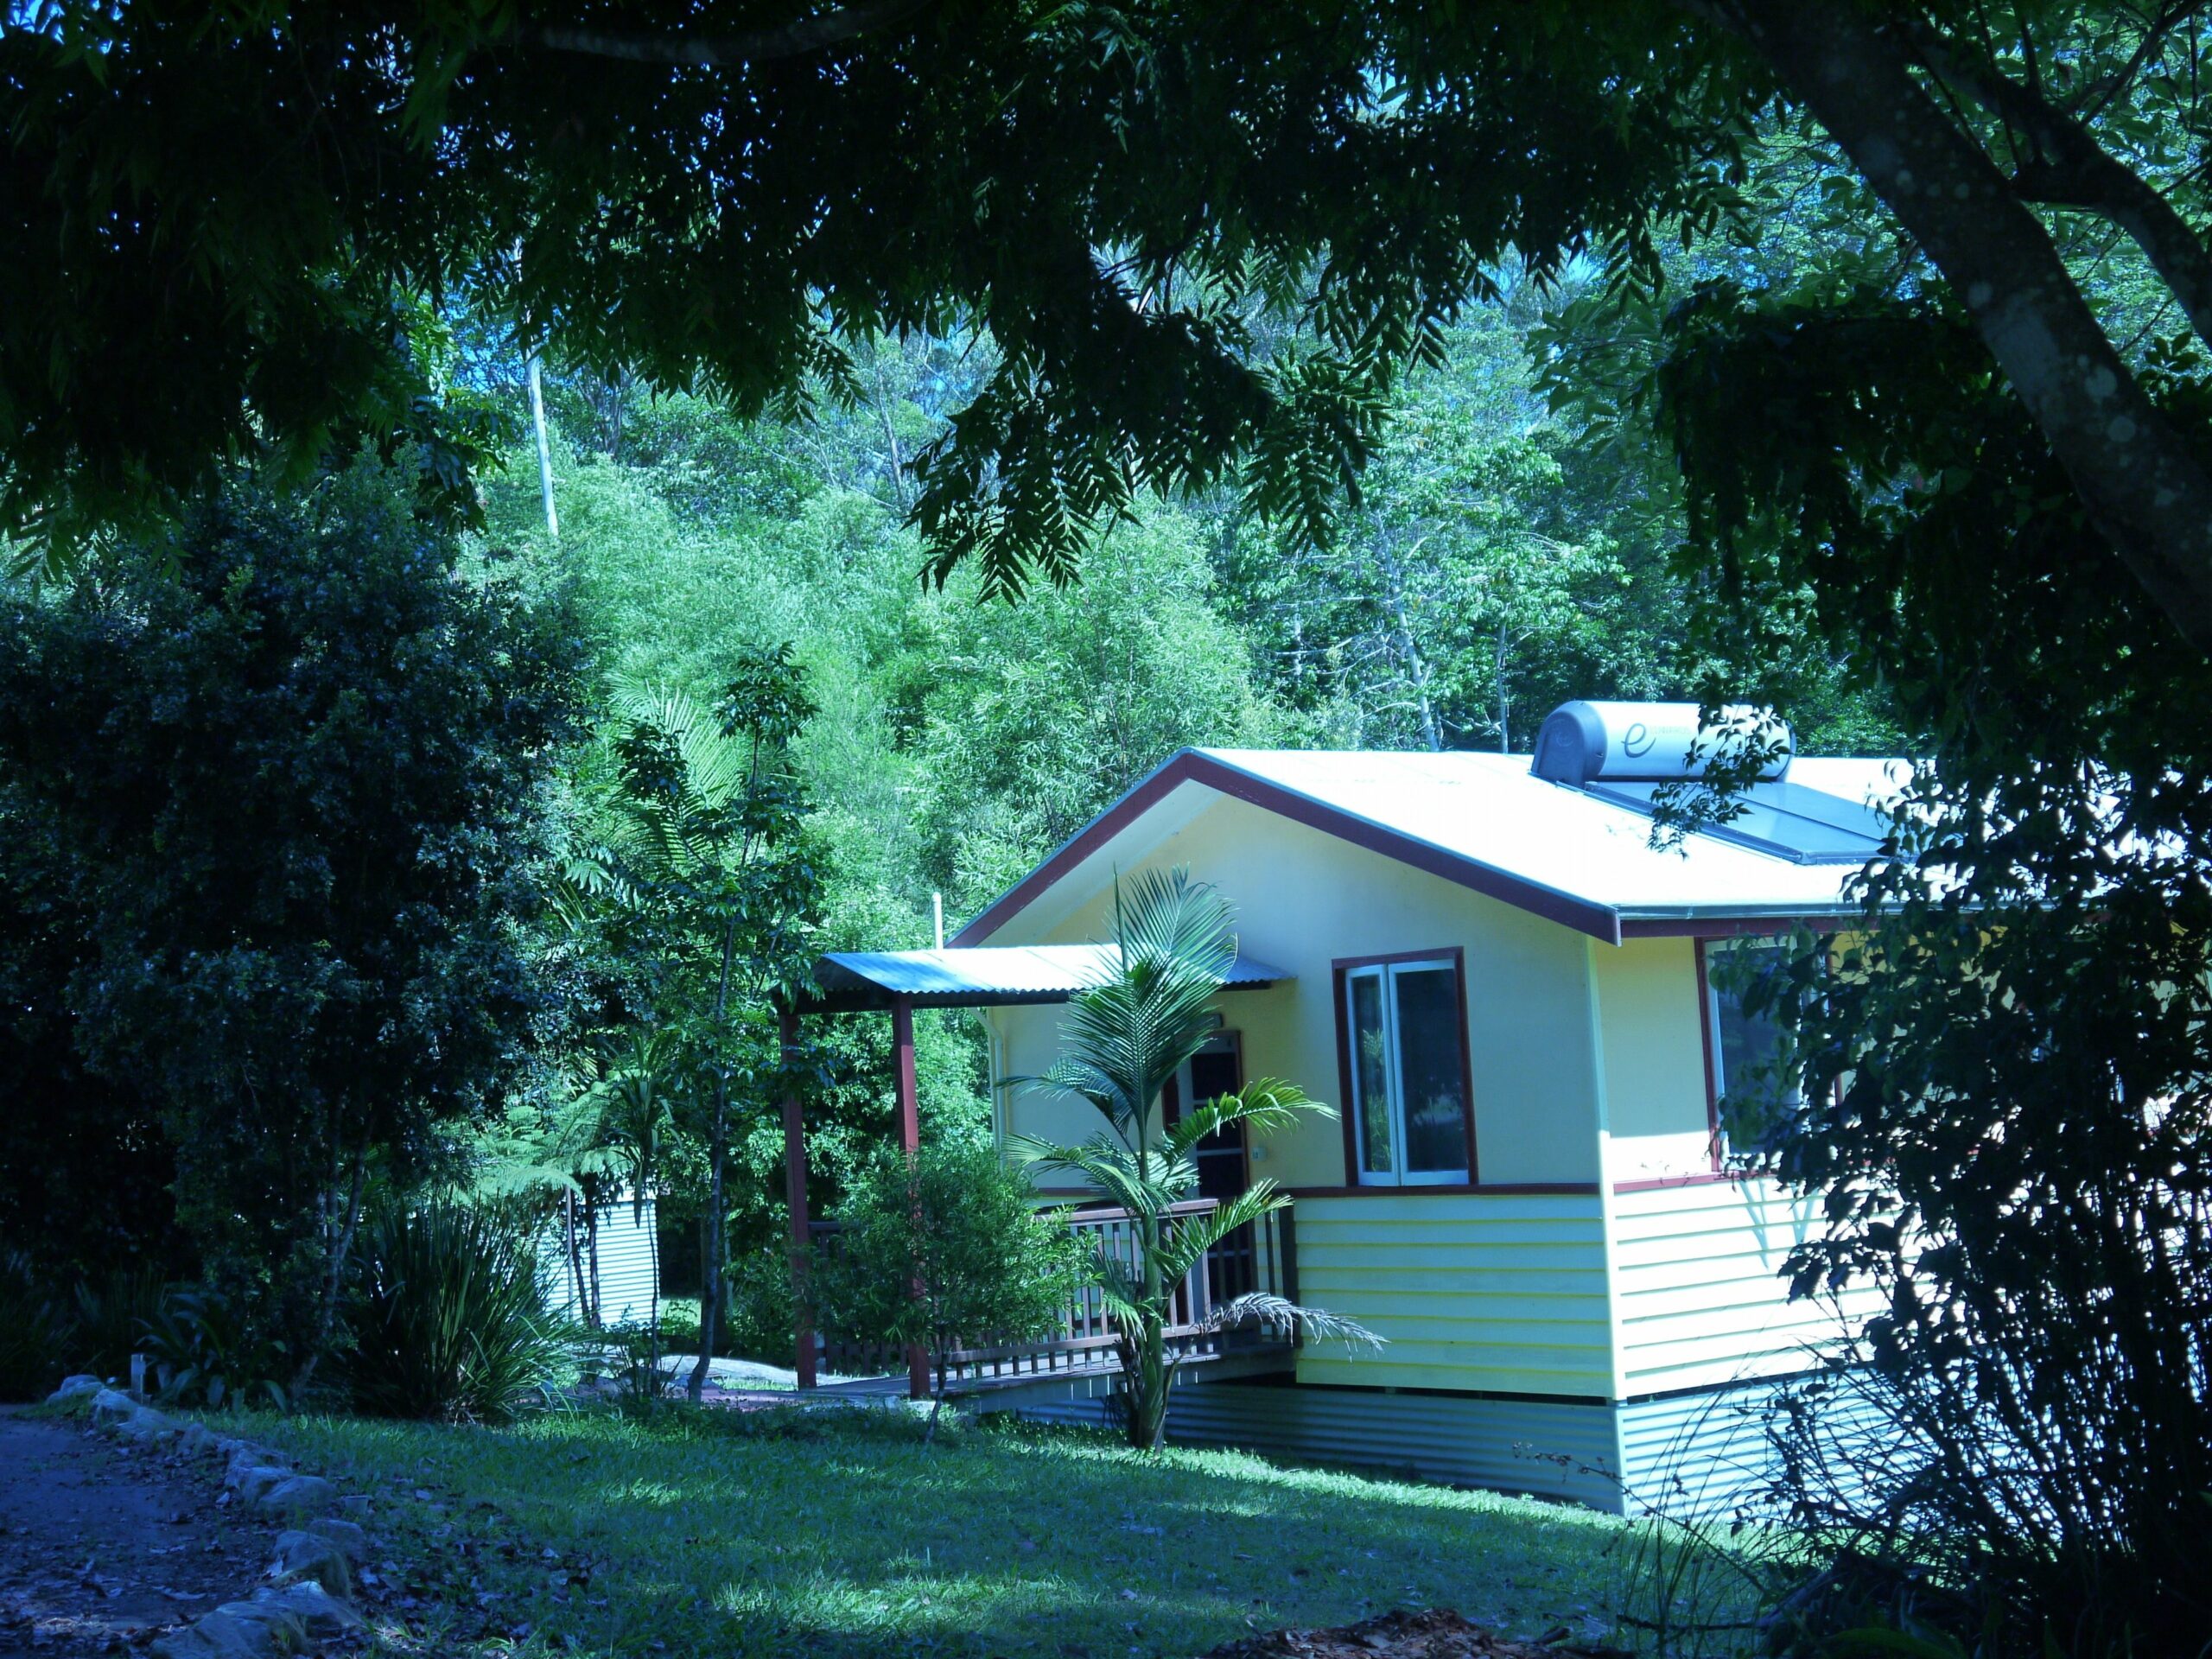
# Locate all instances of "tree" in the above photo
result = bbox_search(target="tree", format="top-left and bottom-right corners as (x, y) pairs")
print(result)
(565, 654), (825, 1402)
(887, 513), (1287, 916)
(0, 467), (583, 1382)
(8, 5), (2212, 645)
(1011, 868), (1376, 1451)
(1225, 310), (1636, 753)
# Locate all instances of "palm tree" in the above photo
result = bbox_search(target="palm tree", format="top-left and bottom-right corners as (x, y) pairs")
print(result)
(1011, 868), (1377, 1450)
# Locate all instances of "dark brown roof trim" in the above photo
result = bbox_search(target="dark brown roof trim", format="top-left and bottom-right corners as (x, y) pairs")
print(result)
(952, 749), (1625, 947)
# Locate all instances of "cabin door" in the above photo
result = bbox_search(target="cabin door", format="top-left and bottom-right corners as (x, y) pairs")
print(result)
(1166, 1033), (1254, 1304)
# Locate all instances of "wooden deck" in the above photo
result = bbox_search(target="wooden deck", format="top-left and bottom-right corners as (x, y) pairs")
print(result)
(812, 1338), (1296, 1404)
(807, 1198), (1300, 1402)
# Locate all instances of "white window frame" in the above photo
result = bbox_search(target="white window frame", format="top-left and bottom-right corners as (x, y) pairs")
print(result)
(1344, 957), (1471, 1187)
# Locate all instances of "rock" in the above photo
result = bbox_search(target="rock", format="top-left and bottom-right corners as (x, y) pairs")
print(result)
(212, 1598), (311, 1650)
(306, 1516), (368, 1560)
(177, 1421), (219, 1456)
(267, 1529), (351, 1592)
(150, 1600), (304, 1658)
(259, 1580), (363, 1637)
(118, 1405), (175, 1441)
(227, 1465), (295, 1507)
(46, 1374), (102, 1404)
(90, 1387), (137, 1426)
(254, 1473), (337, 1520)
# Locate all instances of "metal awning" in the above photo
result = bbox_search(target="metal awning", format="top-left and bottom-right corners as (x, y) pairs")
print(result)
(801, 944), (1293, 1014)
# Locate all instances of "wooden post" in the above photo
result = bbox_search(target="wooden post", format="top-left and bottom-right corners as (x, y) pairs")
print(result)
(779, 1005), (816, 1390)
(893, 997), (931, 1401)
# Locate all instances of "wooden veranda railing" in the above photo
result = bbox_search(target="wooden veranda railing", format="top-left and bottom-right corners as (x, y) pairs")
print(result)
(809, 1197), (1298, 1393)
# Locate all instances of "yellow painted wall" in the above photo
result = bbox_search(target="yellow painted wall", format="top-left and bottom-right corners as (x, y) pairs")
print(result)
(1291, 1192), (1613, 1396)
(988, 789), (1605, 1189)
(1591, 937), (1718, 1183)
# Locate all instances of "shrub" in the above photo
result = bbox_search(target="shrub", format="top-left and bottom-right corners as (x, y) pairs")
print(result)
(809, 1140), (1083, 1360)
(138, 1283), (289, 1411)
(661, 1254), (796, 1365)
(0, 1253), (65, 1402)
(723, 1249), (798, 1366)
(69, 1265), (171, 1381)
(346, 1203), (569, 1424)
(581, 1320), (679, 1415)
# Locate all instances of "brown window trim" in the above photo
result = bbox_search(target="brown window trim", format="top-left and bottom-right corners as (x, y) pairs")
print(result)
(1288, 1181), (1596, 1198)
(1694, 937), (1725, 1173)
(1332, 946), (1478, 1188)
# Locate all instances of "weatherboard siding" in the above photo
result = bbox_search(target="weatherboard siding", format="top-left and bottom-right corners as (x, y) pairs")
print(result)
(1289, 1192), (1613, 1396)
(1611, 1179), (1859, 1396)
(1590, 936), (1714, 1182)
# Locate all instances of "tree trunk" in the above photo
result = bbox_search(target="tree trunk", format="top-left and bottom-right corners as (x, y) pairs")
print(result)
(1495, 624), (1510, 753)
(1122, 1204), (1173, 1450)
(1716, 0), (2212, 650)
(528, 354), (559, 540)
(563, 1188), (589, 1326)
(688, 1077), (730, 1404)
(291, 1138), (368, 1401)
(688, 920), (741, 1404)
(1372, 531), (1443, 751)
(584, 1183), (603, 1331)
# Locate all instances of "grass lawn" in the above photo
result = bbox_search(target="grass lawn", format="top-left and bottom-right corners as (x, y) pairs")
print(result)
(251, 1403), (1637, 1658)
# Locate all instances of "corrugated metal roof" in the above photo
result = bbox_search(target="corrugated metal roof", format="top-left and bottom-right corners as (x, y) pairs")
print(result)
(944, 745), (1921, 949)
(806, 943), (1292, 1011)
(1193, 749), (1908, 925)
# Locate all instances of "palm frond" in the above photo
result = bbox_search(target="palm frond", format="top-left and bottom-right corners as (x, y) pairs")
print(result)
(1113, 867), (1235, 984)
(611, 683), (753, 811)
(1162, 1078), (1328, 1161)
(1197, 1292), (1386, 1351)
(1085, 1270), (1149, 1328)
(1008, 1133), (1166, 1220)
(1154, 1180), (1287, 1281)
(556, 850), (650, 911)
(1014, 868), (1241, 1146)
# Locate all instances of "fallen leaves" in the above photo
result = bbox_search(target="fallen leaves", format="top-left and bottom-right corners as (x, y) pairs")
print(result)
(1196, 1608), (1632, 1659)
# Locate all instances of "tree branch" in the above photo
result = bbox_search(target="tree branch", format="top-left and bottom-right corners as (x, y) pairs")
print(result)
(1706, 0), (2212, 652)
(519, 0), (934, 67)
(1897, 11), (2212, 346)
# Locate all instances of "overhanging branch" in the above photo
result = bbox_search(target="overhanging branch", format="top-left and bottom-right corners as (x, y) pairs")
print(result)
(519, 0), (934, 67)
(1707, 0), (2212, 650)
(1897, 12), (2212, 346)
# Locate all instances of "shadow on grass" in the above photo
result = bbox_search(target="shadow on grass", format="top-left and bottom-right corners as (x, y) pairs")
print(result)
(259, 1404), (1630, 1658)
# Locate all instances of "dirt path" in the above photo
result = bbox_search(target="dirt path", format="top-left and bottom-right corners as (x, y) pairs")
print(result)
(0, 1407), (275, 1654)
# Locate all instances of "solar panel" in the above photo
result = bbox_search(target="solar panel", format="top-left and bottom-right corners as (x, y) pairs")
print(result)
(1585, 778), (1891, 866)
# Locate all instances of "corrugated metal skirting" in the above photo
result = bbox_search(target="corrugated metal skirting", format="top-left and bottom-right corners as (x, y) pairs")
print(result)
(1020, 1380), (1630, 1512)
(1618, 1371), (1890, 1521)
(1015, 1372), (1888, 1519)
(542, 1197), (659, 1328)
